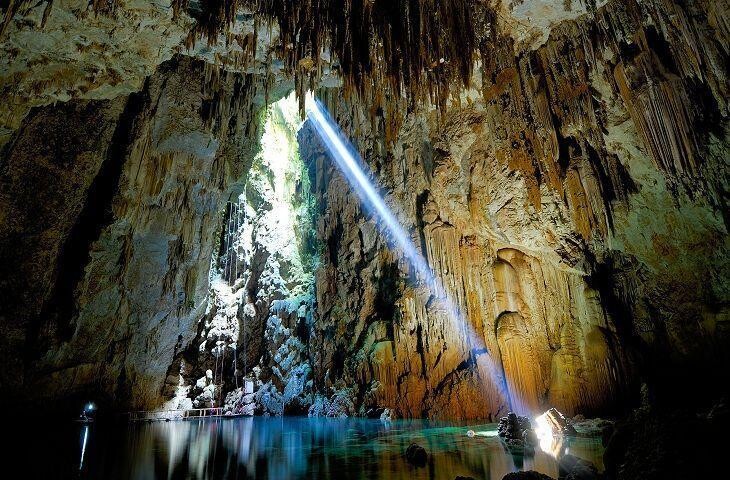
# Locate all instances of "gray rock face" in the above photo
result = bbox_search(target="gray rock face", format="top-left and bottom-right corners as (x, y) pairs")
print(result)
(160, 95), (319, 415)
(0, 56), (269, 411)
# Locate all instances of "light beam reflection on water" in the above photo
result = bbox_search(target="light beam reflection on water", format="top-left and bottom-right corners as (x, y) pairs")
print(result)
(79, 424), (89, 470)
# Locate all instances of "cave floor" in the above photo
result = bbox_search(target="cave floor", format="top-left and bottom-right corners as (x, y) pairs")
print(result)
(19, 416), (604, 479)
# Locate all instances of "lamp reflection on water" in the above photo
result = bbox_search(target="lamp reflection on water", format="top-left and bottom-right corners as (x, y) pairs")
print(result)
(79, 424), (89, 470)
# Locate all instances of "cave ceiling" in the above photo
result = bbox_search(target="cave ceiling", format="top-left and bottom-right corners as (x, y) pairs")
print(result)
(0, 0), (608, 149)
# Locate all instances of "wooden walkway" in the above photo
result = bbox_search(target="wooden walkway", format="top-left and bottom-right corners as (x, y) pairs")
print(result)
(128, 407), (236, 422)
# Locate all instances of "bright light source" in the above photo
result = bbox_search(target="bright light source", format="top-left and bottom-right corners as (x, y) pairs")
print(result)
(306, 98), (522, 410)
(534, 412), (552, 440)
(534, 411), (563, 457)
(85, 402), (95, 412)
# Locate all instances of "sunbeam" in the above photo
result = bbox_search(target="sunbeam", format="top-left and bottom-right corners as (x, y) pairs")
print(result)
(306, 98), (527, 414)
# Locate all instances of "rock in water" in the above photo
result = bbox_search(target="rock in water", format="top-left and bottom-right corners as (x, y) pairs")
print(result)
(498, 412), (537, 454)
(543, 408), (578, 437)
(498, 412), (533, 438)
(502, 471), (555, 480)
(559, 454), (599, 480)
(405, 443), (427, 467)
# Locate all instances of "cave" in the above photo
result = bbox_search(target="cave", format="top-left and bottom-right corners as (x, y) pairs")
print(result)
(0, 1), (728, 479)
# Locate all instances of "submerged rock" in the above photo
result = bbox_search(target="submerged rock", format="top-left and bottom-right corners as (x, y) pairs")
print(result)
(405, 443), (427, 467)
(502, 471), (555, 480)
(559, 454), (599, 480)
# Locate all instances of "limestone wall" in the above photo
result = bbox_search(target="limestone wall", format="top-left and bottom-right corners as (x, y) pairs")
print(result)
(302, 0), (728, 419)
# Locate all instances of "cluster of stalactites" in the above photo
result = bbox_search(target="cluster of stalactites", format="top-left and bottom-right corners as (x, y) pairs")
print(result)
(252, 0), (481, 119)
(2, 0), (491, 131)
(178, 0), (488, 128)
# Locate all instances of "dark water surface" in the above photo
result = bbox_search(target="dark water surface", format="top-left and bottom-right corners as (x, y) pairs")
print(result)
(19, 416), (603, 479)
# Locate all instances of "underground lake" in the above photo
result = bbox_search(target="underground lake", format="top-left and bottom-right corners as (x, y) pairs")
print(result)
(1, 1), (729, 479)
(18, 416), (605, 479)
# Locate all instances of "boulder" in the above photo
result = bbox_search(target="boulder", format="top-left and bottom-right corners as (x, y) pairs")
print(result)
(498, 412), (537, 454)
(502, 471), (555, 480)
(405, 443), (427, 467)
(543, 408), (578, 437)
(499, 412), (533, 438)
(559, 454), (599, 480)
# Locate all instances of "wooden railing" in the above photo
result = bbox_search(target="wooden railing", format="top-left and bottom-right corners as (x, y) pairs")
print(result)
(128, 407), (225, 422)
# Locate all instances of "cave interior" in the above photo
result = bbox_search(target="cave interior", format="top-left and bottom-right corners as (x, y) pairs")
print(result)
(0, 1), (729, 479)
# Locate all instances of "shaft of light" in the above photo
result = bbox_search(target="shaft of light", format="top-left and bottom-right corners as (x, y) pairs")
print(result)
(306, 101), (430, 284)
(305, 100), (528, 411)
(306, 101), (456, 300)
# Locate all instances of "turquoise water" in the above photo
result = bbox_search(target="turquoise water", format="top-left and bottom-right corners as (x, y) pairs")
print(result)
(25, 417), (604, 479)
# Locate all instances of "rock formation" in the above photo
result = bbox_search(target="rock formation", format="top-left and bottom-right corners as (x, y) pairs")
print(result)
(0, 0), (727, 422)
(0, 55), (276, 410)
(299, 0), (728, 419)
(162, 94), (319, 415)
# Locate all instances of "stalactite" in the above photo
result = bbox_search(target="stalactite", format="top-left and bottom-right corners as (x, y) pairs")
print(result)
(221, 200), (244, 285)
(2, 0), (487, 129)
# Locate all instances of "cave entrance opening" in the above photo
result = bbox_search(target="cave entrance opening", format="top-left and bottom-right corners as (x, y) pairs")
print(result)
(168, 92), (319, 415)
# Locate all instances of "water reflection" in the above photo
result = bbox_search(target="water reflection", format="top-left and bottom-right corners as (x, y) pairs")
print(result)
(49, 417), (604, 479)
(79, 424), (89, 470)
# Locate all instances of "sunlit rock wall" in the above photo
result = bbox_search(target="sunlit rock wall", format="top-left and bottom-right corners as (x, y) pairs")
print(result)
(163, 95), (320, 415)
(0, 55), (268, 411)
(301, 0), (728, 420)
